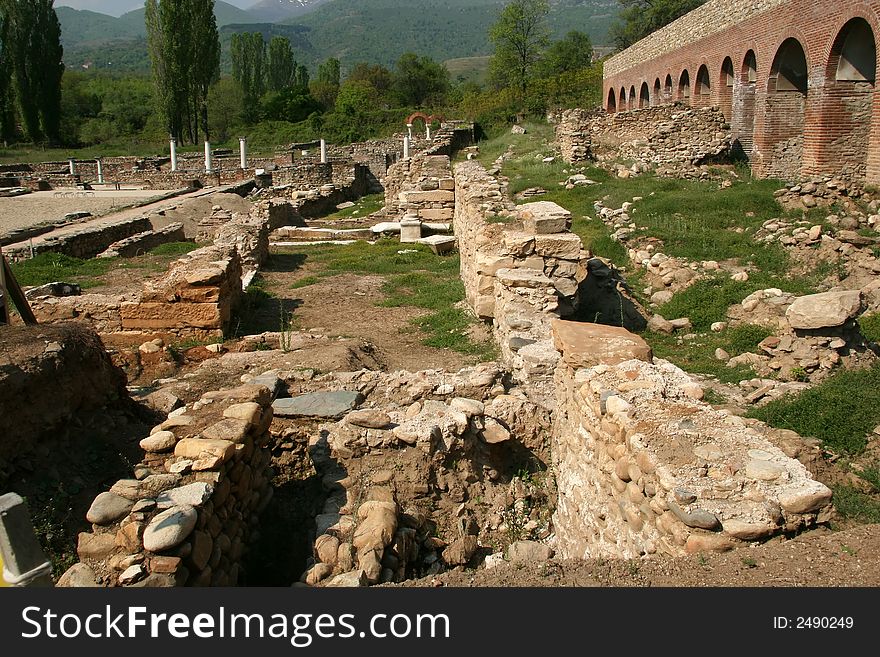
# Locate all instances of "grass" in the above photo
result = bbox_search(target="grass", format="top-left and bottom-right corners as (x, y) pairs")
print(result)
(148, 241), (200, 257)
(322, 193), (386, 221)
(648, 324), (773, 383)
(748, 363), (880, 455)
(273, 240), (496, 358)
(830, 486), (880, 523)
(859, 313), (880, 343)
(10, 253), (116, 288)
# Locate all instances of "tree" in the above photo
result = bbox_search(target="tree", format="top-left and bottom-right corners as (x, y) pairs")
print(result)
(536, 31), (593, 78)
(0, 9), (14, 144)
(147, 0), (220, 143)
(267, 36), (295, 92)
(188, 0), (220, 142)
(207, 77), (244, 143)
(347, 62), (394, 106)
(0, 0), (64, 143)
(230, 32), (266, 123)
(393, 53), (449, 108)
(488, 0), (550, 96)
(310, 58), (340, 110)
(610, 0), (705, 51)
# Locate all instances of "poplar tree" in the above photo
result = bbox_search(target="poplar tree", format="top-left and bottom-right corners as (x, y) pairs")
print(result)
(0, 8), (13, 144)
(267, 36), (295, 92)
(189, 0), (220, 142)
(231, 32), (266, 123)
(33, 0), (63, 143)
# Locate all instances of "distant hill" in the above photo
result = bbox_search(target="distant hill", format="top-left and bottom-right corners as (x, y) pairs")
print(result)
(59, 0), (619, 74)
(246, 0), (333, 22)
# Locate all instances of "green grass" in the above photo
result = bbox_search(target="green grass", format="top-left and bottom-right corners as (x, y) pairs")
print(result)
(275, 240), (495, 358)
(831, 486), (880, 523)
(748, 363), (880, 455)
(148, 241), (200, 257)
(323, 193), (386, 221)
(9, 253), (116, 288)
(859, 313), (880, 343)
(647, 324), (773, 384)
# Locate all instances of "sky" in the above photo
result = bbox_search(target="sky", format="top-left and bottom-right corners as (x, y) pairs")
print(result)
(55, 1), (256, 17)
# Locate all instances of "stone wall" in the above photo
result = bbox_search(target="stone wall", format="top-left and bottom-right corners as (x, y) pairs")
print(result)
(120, 244), (244, 341)
(602, 0), (880, 185)
(556, 105), (731, 172)
(384, 155), (456, 222)
(4, 217), (152, 263)
(97, 223), (186, 259)
(29, 294), (129, 334)
(453, 160), (835, 559)
(59, 383), (274, 587)
(550, 322), (833, 558)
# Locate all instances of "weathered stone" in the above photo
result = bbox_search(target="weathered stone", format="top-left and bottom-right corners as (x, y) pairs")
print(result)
(745, 460), (785, 481)
(156, 482), (213, 509)
(142, 505), (198, 553)
(140, 431), (178, 453)
(223, 402), (262, 426)
(507, 540), (554, 563)
(315, 534), (340, 566)
(480, 417), (511, 444)
(76, 532), (117, 560)
(786, 291), (863, 329)
(721, 518), (775, 541)
(552, 319), (653, 368)
(519, 201), (572, 235)
(668, 501), (721, 530)
(442, 536), (479, 565)
(305, 563), (334, 586)
(86, 492), (134, 525)
(324, 570), (368, 587)
(346, 409), (392, 429)
(450, 397), (484, 417)
(173, 438), (235, 464)
(202, 418), (250, 444)
(777, 482), (833, 514)
(685, 534), (735, 554)
(57, 563), (100, 587)
(272, 391), (363, 419)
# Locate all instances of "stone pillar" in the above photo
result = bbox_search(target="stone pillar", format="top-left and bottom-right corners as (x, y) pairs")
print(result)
(407, 123), (413, 139)
(403, 135), (411, 159)
(68, 158), (76, 176)
(170, 139), (178, 172)
(320, 139), (327, 164)
(0, 493), (53, 587)
(205, 141), (213, 174)
(96, 158), (104, 184)
(399, 211), (423, 243)
(426, 125), (432, 140)
(239, 137), (248, 170)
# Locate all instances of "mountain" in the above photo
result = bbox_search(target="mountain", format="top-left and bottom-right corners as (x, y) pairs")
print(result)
(116, 1), (261, 35)
(246, 0), (333, 22)
(280, 0), (618, 69)
(55, 6), (143, 46)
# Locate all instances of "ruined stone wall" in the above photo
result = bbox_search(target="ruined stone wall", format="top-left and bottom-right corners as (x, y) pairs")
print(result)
(602, 0), (880, 185)
(453, 160), (835, 558)
(119, 244), (243, 341)
(60, 384), (274, 587)
(4, 217), (152, 263)
(550, 325), (833, 558)
(384, 155), (456, 222)
(556, 105), (731, 170)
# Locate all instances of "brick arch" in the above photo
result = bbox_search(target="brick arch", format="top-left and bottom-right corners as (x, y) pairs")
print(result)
(764, 37), (809, 180)
(695, 64), (712, 107)
(719, 56), (735, 119)
(619, 86), (627, 111)
(607, 87), (617, 113)
(807, 16), (878, 181)
(678, 69), (691, 102)
(742, 49), (758, 83)
(664, 74), (673, 102)
(639, 81), (651, 108)
(653, 78), (662, 106)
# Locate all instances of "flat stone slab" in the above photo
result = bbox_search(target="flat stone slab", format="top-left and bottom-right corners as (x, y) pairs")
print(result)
(786, 290), (863, 329)
(418, 235), (457, 255)
(273, 391), (363, 419)
(551, 319), (653, 368)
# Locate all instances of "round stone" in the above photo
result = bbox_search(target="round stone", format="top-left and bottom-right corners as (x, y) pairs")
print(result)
(140, 431), (178, 453)
(745, 459), (785, 481)
(86, 492), (134, 525)
(143, 505), (198, 553)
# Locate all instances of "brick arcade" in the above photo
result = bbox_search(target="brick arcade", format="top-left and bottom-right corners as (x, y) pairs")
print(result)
(603, 0), (880, 184)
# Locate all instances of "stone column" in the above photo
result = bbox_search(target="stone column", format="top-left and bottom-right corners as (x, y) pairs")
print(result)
(407, 123), (413, 139)
(399, 211), (423, 243)
(0, 493), (53, 587)
(205, 141), (213, 174)
(320, 139), (327, 164)
(239, 137), (248, 170)
(403, 135), (411, 159)
(68, 158), (76, 176)
(426, 125), (432, 140)
(96, 158), (104, 184)
(170, 139), (179, 172)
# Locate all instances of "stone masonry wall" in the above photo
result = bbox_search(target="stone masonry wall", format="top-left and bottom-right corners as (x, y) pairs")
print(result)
(59, 383), (275, 587)
(4, 217), (152, 263)
(550, 323), (833, 558)
(453, 160), (835, 558)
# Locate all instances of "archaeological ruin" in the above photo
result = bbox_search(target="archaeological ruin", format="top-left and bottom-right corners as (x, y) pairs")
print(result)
(602, 0), (880, 185)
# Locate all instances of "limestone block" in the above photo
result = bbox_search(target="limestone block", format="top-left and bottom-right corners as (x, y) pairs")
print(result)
(551, 319), (653, 368)
(519, 201), (572, 235)
(120, 302), (223, 330)
(534, 234), (583, 259)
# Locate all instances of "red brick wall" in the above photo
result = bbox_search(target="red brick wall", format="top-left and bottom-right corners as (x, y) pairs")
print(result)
(603, 1), (880, 184)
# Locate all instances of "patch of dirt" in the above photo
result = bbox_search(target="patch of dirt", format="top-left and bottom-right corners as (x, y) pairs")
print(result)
(398, 524), (880, 587)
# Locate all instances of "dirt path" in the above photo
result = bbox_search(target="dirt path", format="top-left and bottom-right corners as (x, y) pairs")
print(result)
(254, 253), (479, 372)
